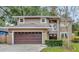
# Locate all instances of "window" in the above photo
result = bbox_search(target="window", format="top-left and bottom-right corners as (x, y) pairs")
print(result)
(61, 32), (68, 39)
(20, 19), (23, 22)
(49, 34), (57, 39)
(41, 18), (47, 23)
(53, 24), (57, 30)
(49, 20), (57, 23)
(65, 33), (68, 38)
(42, 19), (45, 22)
(50, 24), (57, 31)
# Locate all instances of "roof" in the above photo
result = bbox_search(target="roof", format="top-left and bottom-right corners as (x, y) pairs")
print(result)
(0, 27), (8, 32)
(12, 16), (60, 19)
(13, 16), (73, 22)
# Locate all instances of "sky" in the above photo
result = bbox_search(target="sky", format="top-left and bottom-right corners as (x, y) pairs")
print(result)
(57, 6), (79, 22)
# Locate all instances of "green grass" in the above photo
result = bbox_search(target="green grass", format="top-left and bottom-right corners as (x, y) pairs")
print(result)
(41, 43), (79, 52)
(41, 47), (72, 52)
(71, 43), (79, 52)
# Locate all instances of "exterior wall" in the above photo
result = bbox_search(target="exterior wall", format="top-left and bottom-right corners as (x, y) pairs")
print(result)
(7, 32), (12, 44)
(0, 35), (7, 43)
(17, 18), (49, 25)
(24, 19), (40, 24)
(60, 21), (69, 32)
(7, 28), (48, 44)
(0, 17), (72, 44)
(59, 20), (72, 40)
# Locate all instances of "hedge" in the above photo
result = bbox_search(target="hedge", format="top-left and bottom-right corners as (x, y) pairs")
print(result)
(71, 36), (79, 43)
(72, 38), (79, 43)
(45, 40), (63, 47)
(72, 36), (79, 43)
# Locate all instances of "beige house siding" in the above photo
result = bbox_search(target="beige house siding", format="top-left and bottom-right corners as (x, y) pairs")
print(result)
(60, 27), (68, 32)
(0, 35), (7, 43)
(60, 21), (69, 32)
(7, 32), (12, 44)
(59, 20), (72, 40)
(25, 19), (40, 24)
(17, 18), (49, 25)
(7, 28), (48, 44)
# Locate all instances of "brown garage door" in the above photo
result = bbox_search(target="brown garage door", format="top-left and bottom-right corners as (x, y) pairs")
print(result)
(14, 32), (42, 44)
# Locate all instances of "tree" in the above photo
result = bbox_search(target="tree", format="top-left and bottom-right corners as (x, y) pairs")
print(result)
(0, 6), (11, 26)
(0, 6), (54, 26)
(50, 6), (57, 16)
(8, 6), (41, 16)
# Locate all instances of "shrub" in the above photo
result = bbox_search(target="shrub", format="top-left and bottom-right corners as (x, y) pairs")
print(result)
(74, 31), (79, 36)
(45, 40), (63, 47)
(72, 36), (79, 43)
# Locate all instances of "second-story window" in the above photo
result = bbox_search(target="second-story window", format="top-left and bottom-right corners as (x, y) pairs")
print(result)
(42, 19), (45, 22)
(20, 19), (23, 22)
(41, 18), (47, 23)
(50, 23), (57, 31)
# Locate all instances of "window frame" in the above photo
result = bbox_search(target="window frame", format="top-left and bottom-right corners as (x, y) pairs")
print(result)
(19, 18), (25, 23)
(40, 18), (47, 23)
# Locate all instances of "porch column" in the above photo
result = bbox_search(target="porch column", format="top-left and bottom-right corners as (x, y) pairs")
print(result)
(12, 31), (14, 44)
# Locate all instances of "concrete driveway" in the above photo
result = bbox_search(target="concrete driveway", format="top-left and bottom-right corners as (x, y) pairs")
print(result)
(0, 44), (46, 52)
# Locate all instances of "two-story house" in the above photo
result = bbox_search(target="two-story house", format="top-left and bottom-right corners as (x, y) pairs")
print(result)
(7, 16), (72, 44)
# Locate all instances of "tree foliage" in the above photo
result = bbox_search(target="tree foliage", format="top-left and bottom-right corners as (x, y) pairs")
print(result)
(0, 6), (58, 26)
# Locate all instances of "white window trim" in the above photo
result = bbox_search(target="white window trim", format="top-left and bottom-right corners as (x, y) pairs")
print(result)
(40, 18), (47, 23)
(19, 18), (25, 24)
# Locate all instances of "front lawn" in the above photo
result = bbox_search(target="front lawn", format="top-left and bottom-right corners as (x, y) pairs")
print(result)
(41, 47), (72, 52)
(71, 43), (79, 52)
(41, 43), (79, 52)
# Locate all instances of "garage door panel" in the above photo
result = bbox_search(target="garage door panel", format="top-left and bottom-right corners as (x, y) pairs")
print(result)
(14, 40), (42, 44)
(14, 32), (42, 44)
(15, 38), (41, 40)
